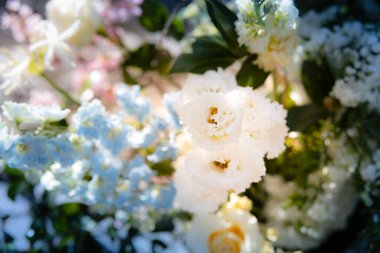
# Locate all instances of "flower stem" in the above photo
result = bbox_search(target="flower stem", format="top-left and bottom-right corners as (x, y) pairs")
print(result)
(40, 72), (80, 106)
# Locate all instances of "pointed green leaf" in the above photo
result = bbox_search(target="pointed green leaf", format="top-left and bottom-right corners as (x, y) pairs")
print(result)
(301, 58), (335, 104)
(287, 104), (328, 132)
(171, 36), (238, 73)
(236, 56), (269, 88)
(205, 0), (240, 50)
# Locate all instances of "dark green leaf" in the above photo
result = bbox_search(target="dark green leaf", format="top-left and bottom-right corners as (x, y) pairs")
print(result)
(236, 56), (269, 88)
(287, 104), (328, 132)
(171, 36), (238, 73)
(301, 58), (335, 104)
(139, 0), (185, 40)
(205, 0), (240, 50)
(7, 182), (20, 201)
(151, 160), (175, 176)
(124, 44), (173, 74)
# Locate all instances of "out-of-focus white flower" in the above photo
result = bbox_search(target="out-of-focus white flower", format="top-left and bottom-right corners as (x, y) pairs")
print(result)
(30, 20), (80, 69)
(360, 149), (380, 195)
(263, 165), (357, 250)
(46, 0), (101, 46)
(301, 19), (380, 111)
(133, 232), (189, 253)
(235, 0), (299, 71)
(0, 183), (32, 252)
(0, 48), (34, 94)
(185, 195), (263, 253)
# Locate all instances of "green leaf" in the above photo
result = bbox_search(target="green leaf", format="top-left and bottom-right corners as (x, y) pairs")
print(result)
(301, 58), (335, 104)
(205, 0), (240, 50)
(124, 44), (173, 74)
(171, 36), (238, 73)
(7, 181), (27, 201)
(151, 160), (175, 176)
(287, 104), (328, 132)
(236, 56), (269, 88)
(59, 203), (81, 216)
(139, 0), (185, 40)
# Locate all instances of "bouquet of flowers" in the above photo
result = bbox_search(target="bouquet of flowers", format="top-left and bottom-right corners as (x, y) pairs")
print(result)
(0, 0), (379, 252)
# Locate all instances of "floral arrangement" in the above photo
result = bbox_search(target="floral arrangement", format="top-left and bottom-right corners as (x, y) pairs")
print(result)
(0, 0), (379, 252)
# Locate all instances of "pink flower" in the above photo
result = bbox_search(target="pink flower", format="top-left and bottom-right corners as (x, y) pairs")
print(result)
(1, 0), (42, 43)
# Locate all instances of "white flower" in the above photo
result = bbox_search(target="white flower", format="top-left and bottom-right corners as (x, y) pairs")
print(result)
(178, 92), (244, 151)
(301, 20), (380, 111)
(360, 150), (380, 192)
(46, 0), (101, 46)
(240, 89), (288, 159)
(185, 201), (263, 253)
(175, 69), (238, 109)
(0, 183), (32, 252)
(2, 102), (70, 128)
(235, 0), (299, 71)
(30, 20), (80, 69)
(0, 48), (33, 94)
(173, 69), (287, 214)
(174, 145), (265, 214)
(173, 157), (228, 214)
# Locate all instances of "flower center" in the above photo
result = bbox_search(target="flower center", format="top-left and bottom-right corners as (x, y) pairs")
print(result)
(212, 159), (231, 172)
(208, 225), (245, 253)
(16, 144), (28, 153)
(207, 107), (218, 125)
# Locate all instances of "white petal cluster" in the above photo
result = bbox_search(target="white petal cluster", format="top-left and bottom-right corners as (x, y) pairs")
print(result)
(185, 195), (263, 253)
(301, 17), (380, 112)
(360, 149), (380, 196)
(173, 69), (288, 214)
(235, 0), (299, 71)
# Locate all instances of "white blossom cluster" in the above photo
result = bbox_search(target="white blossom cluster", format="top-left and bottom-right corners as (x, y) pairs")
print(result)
(235, 0), (299, 71)
(361, 149), (380, 196)
(172, 69), (288, 214)
(300, 13), (380, 112)
(263, 136), (358, 250)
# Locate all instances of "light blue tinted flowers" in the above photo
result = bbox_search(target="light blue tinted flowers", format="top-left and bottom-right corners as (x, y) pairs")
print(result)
(128, 155), (154, 190)
(115, 84), (151, 121)
(4, 134), (51, 170)
(164, 92), (181, 129)
(147, 142), (178, 163)
(0, 123), (12, 155)
(72, 100), (108, 139)
(48, 135), (77, 167)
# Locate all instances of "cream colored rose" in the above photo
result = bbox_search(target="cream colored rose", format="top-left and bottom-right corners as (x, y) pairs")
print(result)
(46, 0), (101, 46)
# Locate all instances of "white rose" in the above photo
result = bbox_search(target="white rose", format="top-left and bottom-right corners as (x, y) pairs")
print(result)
(185, 207), (264, 253)
(46, 0), (101, 46)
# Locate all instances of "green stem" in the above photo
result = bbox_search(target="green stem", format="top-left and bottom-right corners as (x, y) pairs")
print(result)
(41, 72), (80, 106)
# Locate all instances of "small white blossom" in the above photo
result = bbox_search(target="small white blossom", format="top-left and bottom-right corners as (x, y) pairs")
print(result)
(29, 20), (80, 69)
(235, 0), (299, 71)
